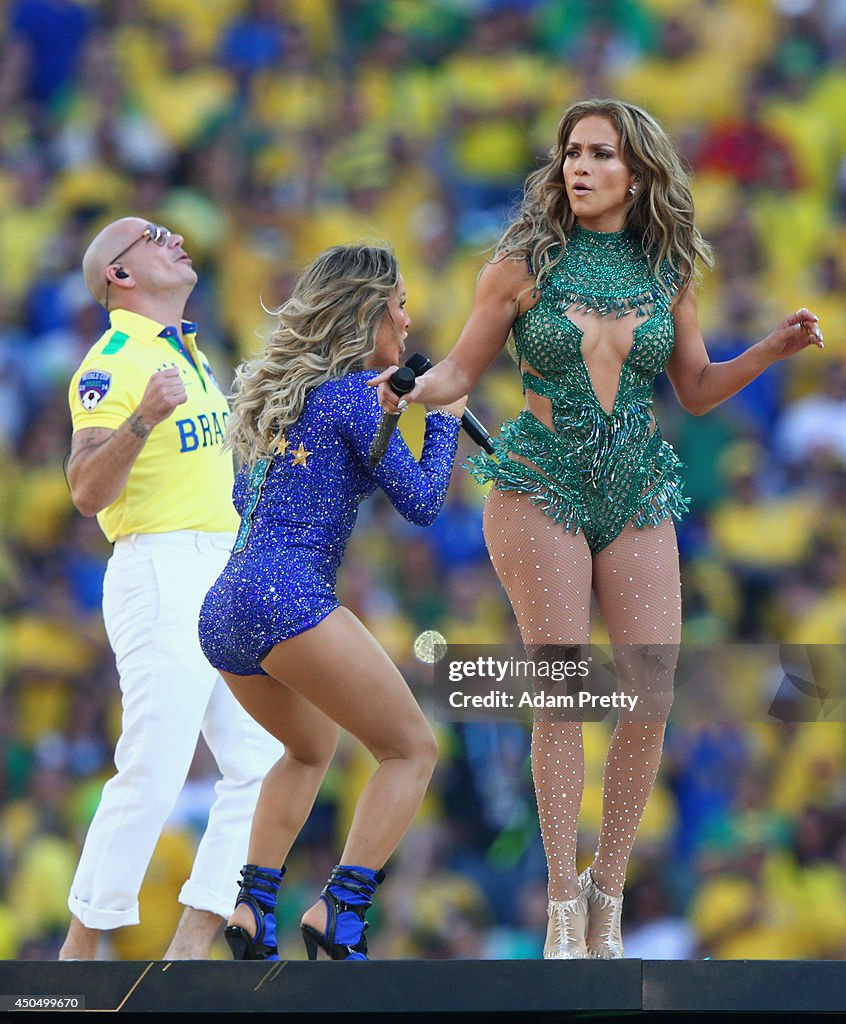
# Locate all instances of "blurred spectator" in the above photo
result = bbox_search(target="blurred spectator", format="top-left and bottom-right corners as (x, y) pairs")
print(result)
(2, 762), (78, 951)
(7, 0), (92, 108)
(689, 837), (800, 959)
(663, 674), (752, 867)
(707, 441), (818, 638)
(425, 463), (488, 575)
(0, 296), (30, 447)
(777, 250), (846, 400)
(439, 8), (546, 239)
(482, 876), (547, 959)
(773, 805), (846, 959)
(217, 0), (289, 93)
(380, 822), (494, 960)
(337, 0), (468, 66)
(248, 20), (340, 145)
(695, 74), (799, 190)
(611, 14), (745, 129)
(391, 534), (448, 632)
(133, 24), (235, 149)
(621, 869), (697, 960)
(533, 0), (655, 67)
(0, 151), (64, 303)
(774, 359), (846, 469)
(690, 279), (783, 439)
(52, 31), (174, 180)
(21, 218), (104, 338)
(354, 28), (443, 142)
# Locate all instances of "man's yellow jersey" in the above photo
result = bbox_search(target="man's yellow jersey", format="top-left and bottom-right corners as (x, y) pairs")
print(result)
(68, 309), (239, 541)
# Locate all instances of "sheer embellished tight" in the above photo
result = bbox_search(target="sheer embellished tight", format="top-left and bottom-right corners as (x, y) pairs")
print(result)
(483, 489), (681, 900)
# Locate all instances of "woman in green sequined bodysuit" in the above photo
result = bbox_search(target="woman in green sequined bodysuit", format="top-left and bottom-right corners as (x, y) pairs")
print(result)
(470, 222), (688, 554)
(372, 99), (823, 961)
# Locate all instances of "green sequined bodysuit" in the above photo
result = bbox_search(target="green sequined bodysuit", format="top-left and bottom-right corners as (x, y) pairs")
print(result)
(468, 225), (689, 553)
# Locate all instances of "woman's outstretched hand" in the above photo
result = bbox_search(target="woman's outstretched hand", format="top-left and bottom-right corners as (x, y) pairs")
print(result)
(367, 365), (467, 420)
(760, 307), (824, 361)
(368, 365), (422, 413)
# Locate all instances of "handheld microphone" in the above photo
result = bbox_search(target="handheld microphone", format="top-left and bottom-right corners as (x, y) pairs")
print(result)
(405, 352), (495, 454)
(368, 365), (417, 469)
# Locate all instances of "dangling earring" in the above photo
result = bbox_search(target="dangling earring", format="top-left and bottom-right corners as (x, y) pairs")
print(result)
(628, 184), (637, 196)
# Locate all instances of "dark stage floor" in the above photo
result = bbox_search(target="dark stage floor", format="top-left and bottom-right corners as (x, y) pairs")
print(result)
(0, 958), (843, 1019)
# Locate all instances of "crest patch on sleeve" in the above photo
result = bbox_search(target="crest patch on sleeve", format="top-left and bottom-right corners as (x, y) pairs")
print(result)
(78, 369), (112, 411)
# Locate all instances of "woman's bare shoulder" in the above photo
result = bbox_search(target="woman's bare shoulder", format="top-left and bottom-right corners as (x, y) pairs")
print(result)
(478, 250), (538, 311)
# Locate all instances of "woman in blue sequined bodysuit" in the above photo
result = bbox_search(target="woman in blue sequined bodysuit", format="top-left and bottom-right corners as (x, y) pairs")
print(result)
(199, 245), (465, 962)
(373, 99), (823, 960)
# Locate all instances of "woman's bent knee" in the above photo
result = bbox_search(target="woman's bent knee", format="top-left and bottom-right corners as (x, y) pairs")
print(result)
(283, 736), (337, 772)
(416, 726), (440, 777)
(373, 722), (439, 776)
(400, 724), (439, 776)
(292, 750), (336, 775)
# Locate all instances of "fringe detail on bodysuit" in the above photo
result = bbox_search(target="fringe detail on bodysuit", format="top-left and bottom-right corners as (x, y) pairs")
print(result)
(469, 452), (583, 536)
(467, 411), (689, 553)
(556, 286), (663, 320)
(468, 416), (584, 535)
(631, 441), (690, 527)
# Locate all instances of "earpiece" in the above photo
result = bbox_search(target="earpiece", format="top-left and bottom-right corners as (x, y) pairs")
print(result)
(114, 268), (129, 279)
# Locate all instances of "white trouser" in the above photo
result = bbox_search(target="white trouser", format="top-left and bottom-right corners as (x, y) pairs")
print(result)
(68, 531), (283, 930)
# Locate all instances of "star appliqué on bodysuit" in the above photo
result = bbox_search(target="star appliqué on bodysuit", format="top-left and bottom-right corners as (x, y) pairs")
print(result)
(291, 442), (312, 466)
(275, 435), (290, 457)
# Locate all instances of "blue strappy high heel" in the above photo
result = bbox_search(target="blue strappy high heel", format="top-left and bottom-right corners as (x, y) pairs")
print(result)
(300, 864), (385, 961)
(224, 864), (285, 961)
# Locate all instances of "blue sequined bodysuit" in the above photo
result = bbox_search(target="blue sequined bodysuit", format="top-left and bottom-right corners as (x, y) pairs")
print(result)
(468, 226), (689, 553)
(199, 371), (460, 675)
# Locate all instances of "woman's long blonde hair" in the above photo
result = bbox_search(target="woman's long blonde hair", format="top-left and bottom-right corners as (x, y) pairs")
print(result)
(226, 244), (399, 466)
(496, 98), (714, 292)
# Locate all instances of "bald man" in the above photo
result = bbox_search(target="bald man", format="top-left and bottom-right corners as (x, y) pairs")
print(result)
(60, 218), (282, 961)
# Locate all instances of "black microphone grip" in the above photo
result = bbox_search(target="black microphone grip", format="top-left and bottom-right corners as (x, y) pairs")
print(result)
(405, 352), (495, 454)
(368, 365), (417, 469)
